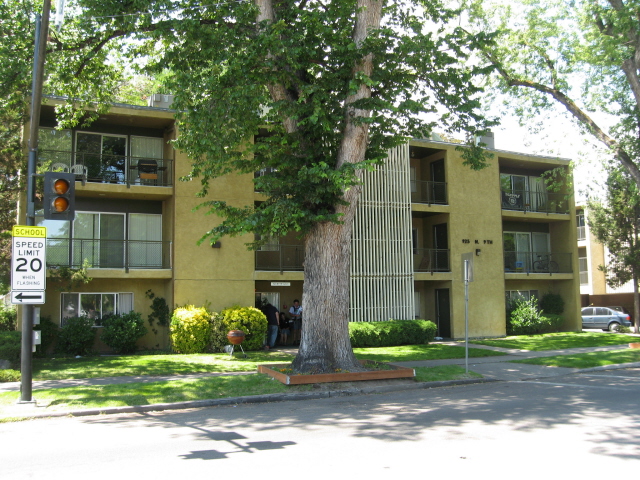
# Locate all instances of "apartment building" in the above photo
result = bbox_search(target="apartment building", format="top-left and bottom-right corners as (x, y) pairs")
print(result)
(576, 206), (635, 310)
(20, 100), (581, 350)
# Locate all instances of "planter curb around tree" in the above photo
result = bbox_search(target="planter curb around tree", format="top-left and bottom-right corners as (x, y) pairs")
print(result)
(258, 361), (415, 385)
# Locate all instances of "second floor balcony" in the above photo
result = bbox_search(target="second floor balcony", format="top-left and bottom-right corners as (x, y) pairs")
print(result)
(41, 150), (173, 187)
(46, 238), (172, 270)
(414, 248), (450, 273)
(504, 251), (572, 274)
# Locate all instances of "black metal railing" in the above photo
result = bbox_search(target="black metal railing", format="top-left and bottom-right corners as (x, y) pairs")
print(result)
(40, 150), (173, 187)
(503, 251), (572, 274)
(411, 180), (447, 205)
(413, 248), (450, 272)
(255, 244), (304, 271)
(46, 238), (172, 269)
(501, 189), (569, 214)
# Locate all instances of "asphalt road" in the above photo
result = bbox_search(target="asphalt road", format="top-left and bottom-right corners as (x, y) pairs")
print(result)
(2, 368), (639, 479)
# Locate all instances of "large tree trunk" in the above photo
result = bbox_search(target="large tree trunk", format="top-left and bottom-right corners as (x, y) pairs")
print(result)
(292, 209), (364, 373)
(291, 0), (383, 373)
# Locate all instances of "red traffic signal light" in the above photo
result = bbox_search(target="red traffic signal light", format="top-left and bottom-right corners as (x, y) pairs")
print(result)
(43, 172), (75, 220)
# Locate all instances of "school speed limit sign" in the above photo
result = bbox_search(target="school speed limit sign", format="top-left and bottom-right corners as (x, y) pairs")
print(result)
(11, 226), (47, 303)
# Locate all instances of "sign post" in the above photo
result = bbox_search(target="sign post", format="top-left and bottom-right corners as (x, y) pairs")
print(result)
(11, 225), (47, 404)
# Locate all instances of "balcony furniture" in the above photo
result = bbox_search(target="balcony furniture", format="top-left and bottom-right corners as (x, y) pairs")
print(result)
(70, 164), (87, 185)
(138, 159), (158, 180)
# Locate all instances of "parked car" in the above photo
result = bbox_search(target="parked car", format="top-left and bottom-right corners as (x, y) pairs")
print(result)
(607, 306), (633, 323)
(581, 306), (632, 331)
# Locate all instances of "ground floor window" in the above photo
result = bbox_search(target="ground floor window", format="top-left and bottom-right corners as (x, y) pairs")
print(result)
(61, 292), (133, 325)
(505, 290), (539, 307)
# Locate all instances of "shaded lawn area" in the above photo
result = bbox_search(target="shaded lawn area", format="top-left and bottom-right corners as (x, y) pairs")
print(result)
(32, 350), (296, 380)
(471, 332), (638, 351)
(30, 344), (504, 381)
(511, 349), (640, 369)
(0, 365), (482, 419)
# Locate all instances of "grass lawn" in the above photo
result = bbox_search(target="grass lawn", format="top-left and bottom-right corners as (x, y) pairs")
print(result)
(471, 332), (639, 351)
(353, 344), (506, 362)
(0, 364), (483, 420)
(31, 350), (296, 380)
(28, 343), (503, 381)
(511, 349), (640, 369)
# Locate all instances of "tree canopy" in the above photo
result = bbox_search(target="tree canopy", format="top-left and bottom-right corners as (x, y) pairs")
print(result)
(588, 166), (640, 332)
(464, 0), (640, 187)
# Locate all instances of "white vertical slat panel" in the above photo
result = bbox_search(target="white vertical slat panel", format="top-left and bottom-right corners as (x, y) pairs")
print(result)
(350, 143), (415, 322)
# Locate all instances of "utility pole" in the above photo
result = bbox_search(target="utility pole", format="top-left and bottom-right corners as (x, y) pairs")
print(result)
(20, 0), (51, 404)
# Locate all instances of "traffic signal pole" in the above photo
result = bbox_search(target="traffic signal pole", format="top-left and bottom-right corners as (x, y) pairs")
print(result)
(21, 0), (51, 404)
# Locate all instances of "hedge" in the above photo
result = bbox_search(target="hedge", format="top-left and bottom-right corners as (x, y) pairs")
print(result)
(348, 319), (437, 348)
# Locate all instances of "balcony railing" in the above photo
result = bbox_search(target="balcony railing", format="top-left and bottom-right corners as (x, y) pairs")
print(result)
(504, 251), (572, 274)
(255, 244), (304, 271)
(411, 180), (447, 205)
(414, 248), (450, 272)
(46, 238), (172, 269)
(501, 189), (569, 214)
(40, 150), (173, 187)
(577, 226), (586, 241)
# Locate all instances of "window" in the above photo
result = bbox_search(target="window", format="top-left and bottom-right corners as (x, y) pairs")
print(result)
(61, 292), (133, 325)
(129, 214), (163, 267)
(505, 290), (539, 305)
(74, 212), (126, 268)
(76, 132), (127, 182)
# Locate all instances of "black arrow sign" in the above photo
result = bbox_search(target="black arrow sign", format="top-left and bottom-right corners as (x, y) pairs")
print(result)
(14, 292), (42, 301)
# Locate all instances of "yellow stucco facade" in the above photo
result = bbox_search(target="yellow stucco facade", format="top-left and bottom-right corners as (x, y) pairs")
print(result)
(20, 102), (581, 351)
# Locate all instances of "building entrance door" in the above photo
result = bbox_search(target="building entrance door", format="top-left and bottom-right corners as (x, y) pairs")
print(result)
(435, 288), (451, 338)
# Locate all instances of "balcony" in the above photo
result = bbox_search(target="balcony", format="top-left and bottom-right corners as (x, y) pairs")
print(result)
(577, 226), (586, 241)
(255, 244), (304, 271)
(46, 238), (172, 270)
(414, 248), (450, 272)
(411, 181), (447, 205)
(504, 251), (572, 274)
(501, 189), (569, 214)
(40, 150), (173, 187)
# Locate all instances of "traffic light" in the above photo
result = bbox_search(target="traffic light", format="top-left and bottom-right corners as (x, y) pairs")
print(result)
(43, 171), (75, 221)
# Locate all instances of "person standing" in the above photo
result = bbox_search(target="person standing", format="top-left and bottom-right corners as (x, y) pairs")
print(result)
(289, 299), (303, 345)
(262, 303), (279, 350)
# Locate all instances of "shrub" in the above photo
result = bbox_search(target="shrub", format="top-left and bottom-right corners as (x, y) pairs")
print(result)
(0, 303), (17, 331)
(34, 316), (59, 357)
(0, 369), (20, 383)
(507, 298), (564, 335)
(217, 306), (267, 351)
(170, 305), (212, 354)
(57, 317), (96, 356)
(0, 331), (21, 364)
(540, 293), (565, 315)
(349, 319), (437, 348)
(101, 312), (148, 354)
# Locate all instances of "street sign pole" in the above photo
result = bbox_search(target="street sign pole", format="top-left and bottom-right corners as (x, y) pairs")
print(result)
(18, 0), (51, 404)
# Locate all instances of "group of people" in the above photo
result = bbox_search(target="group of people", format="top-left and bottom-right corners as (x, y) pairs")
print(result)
(261, 299), (303, 350)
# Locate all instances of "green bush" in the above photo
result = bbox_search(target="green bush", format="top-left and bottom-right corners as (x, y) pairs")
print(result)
(101, 312), (148, 354)
(0, 331), (21, 364)
(217, 306), (267, 351)
(348, 319), (437, 348)
(0, 369), (20, 383)
(34, 316), (59, 357)
(57, 317), (96, 356)
(508, 298), (564, 335)
(0, 303), (17, 331)
(170, 305), (212, 354)
(540, 293), (565, 315)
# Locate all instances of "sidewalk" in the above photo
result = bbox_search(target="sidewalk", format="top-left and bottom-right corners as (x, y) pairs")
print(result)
(2, 343), (639, 420)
